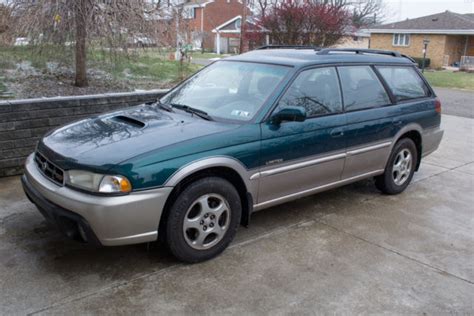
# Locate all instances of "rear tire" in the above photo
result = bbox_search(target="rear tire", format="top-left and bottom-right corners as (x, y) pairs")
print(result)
(165, 177), (241, 263)
(375, 138), (417, 195)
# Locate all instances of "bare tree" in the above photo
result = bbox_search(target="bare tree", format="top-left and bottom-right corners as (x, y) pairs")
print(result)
(310, 0), (386, 27)
(0, 4), (10, 34)
(348, 0), (385, 27)
(8, 0), (159, 87)
(253, 0), (277, 18)
(75, 0), (89, 87)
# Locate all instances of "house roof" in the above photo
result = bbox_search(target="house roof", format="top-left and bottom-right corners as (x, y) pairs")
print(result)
(180, 0), (214, 7)
(370, 11), (474, 35)
(212, 16), (264, 33)
(181, 0), (244, 7)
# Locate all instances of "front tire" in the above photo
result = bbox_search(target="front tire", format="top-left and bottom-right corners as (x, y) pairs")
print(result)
(375, 138), (418, 195)
(165, 177), (242, 263)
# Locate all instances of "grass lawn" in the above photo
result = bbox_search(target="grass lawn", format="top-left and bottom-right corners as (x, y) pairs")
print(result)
(0, 79), (7, 97)
(189, 52), (230, 59)
(93, 50), (202, 84)
(0, 75), (14, 100)
(0, 46), (202, 87)
(0, 46), (205, 98)
(137, 49), (230, 60)
(424, 71), (474, 90)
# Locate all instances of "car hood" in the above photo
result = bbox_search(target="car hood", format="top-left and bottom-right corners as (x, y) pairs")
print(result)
(38, 104), (239, 171)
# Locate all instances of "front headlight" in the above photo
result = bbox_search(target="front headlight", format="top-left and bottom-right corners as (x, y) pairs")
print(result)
(65, 170), (132, 194)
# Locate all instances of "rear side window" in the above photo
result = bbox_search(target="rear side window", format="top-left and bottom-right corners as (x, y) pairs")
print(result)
(377, 66), (430, 101)
(277, 67), (342, 117)
(338, 66), (391, 111)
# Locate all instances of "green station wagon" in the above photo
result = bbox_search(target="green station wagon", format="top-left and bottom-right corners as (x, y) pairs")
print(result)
(22, 47), (443, 262)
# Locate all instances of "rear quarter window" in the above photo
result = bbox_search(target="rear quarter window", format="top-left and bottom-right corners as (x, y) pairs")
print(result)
(377, 66), (430, 101)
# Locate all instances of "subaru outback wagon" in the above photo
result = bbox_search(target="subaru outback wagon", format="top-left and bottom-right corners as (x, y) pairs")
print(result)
(22, 47), (443, 263)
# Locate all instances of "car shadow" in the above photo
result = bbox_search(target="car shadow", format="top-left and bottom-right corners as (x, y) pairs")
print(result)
(1, 178), (380, 285)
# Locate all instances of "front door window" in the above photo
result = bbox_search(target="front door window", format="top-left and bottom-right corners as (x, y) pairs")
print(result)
(276, 67), (343, 117)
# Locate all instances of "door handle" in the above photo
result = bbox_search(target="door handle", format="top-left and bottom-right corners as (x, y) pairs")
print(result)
(330, 129), (344, 138)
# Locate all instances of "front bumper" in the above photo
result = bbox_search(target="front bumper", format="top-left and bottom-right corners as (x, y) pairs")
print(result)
(22, 154), (173, 246)
(22, 174), (102, 245)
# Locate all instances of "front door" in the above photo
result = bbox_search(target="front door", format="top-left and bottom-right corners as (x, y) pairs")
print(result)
(257, 66), (346, 205)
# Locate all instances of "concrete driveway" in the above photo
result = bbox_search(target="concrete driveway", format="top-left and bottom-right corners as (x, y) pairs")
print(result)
(1, 106), (473, 314)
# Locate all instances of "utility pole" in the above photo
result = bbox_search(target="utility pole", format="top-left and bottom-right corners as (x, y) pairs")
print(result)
(239, 0), (247, 54)
(175, 7), (181, 61)
(422, 38), (430, 73)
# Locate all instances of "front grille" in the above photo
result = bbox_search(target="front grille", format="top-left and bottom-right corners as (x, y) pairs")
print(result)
(34, 152), (64, 186)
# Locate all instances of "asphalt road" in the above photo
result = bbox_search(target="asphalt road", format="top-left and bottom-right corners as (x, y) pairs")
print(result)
(435, 87), (474, 118)
(0, 89), (473, 315)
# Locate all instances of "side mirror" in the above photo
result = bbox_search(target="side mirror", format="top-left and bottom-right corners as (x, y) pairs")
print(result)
(270, 106), (307, 124)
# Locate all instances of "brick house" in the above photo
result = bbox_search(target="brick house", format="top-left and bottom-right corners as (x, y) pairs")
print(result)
(179, 0), (252, 52)
(332, 29), (370, 49)
(369, 11), (474, 68)
(211, 16), (268, 54)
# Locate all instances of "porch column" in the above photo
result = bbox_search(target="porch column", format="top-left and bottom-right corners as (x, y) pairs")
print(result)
(265, 34), (270, 46)
(216, 33), (221, 54)
(464, 36), (469, 56)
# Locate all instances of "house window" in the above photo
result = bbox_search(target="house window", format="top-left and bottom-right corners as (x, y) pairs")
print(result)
(183, 7), (196, 19)
(393, 34), (410, 47)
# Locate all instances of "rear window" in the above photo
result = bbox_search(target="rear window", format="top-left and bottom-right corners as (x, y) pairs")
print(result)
(338, 66), (391, 111)
(377, 66), (430, 101)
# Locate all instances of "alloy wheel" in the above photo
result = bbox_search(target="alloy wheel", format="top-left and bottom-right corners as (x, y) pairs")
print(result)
(392, 148), (412, 186)
(182, 194), (231, 250)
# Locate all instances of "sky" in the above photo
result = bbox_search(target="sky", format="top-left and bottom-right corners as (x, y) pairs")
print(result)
(0, 0), (472, 23)
(384, 0), (474, 22)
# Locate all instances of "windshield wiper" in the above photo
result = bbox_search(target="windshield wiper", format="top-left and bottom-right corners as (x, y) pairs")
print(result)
(171, 103), (213, 121)
(155, 100), (174, 112)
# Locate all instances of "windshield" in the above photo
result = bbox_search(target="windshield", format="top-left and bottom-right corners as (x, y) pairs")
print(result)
(161, 61), (290, 121)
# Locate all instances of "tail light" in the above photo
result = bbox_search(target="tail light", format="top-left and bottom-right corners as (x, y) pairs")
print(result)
(434, 98), (442, 114)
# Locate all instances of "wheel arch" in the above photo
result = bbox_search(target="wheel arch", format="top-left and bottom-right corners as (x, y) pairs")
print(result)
(158, 157), (256, 241)
(391, 124), (423, 171)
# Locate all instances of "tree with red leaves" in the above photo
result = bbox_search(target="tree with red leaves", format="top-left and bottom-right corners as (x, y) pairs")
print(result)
(256, 1), (351, 47)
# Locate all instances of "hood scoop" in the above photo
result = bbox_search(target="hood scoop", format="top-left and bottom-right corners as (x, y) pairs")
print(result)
(112, 115), (146, 128)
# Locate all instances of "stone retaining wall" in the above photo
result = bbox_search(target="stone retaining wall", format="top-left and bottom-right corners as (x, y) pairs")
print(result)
(0, 90), (168, 177)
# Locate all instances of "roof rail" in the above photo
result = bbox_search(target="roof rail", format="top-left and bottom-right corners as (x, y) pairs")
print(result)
(399, 54), (417, 63)
(256, 45), (321, 50)
(316, 48), (416, 63)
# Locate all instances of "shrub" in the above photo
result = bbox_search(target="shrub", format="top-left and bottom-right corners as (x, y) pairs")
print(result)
(412, 57), (431, 69)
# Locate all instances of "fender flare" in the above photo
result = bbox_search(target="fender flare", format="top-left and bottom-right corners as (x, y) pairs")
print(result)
(164, 156), (258, 197)
(386, 123), (424, 169)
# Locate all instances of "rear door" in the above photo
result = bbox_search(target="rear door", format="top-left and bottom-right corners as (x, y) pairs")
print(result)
(376, 65), (437, 152)
(338, 65), (399, 179)
(257, 66), (346, 205)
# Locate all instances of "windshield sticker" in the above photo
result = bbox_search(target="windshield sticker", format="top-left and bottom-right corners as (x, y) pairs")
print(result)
(231, 110), (250, 118)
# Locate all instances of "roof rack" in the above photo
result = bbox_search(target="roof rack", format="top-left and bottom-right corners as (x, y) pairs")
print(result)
(316, 48), (416, 63)
(317, 48), (402, 57)
(256, 45), (321, 50)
